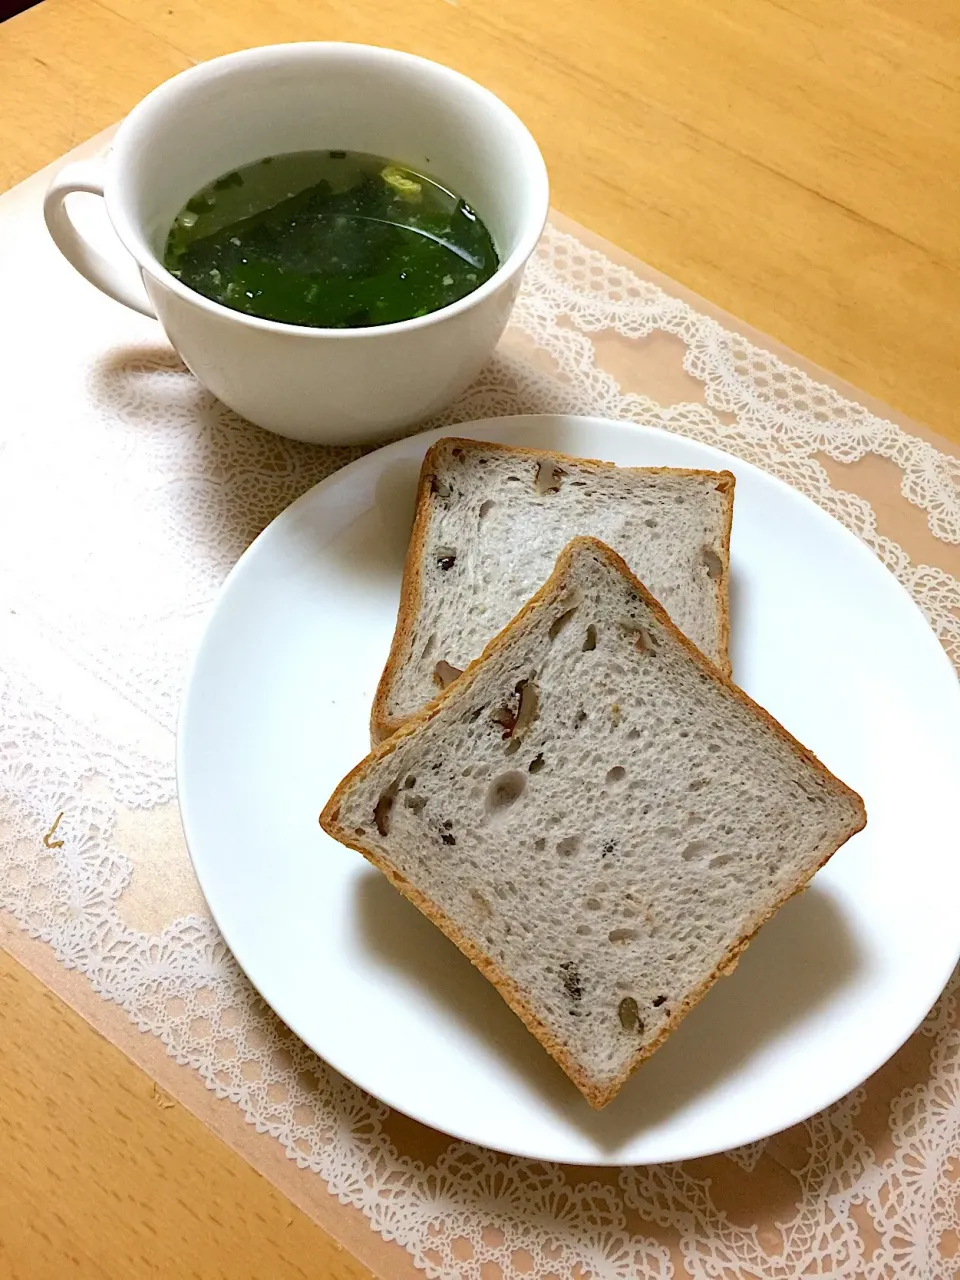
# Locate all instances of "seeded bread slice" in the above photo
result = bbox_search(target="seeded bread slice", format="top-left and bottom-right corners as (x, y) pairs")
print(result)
(370, 438), (735, 742)
(322, 537), (866, 1109)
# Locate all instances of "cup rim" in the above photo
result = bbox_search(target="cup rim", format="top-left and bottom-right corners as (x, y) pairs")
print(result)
(105, 42), (550, 340)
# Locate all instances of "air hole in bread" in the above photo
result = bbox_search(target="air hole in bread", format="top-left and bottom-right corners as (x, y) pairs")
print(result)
(702, 546), (723, 580)
(574, 709), (588, 730)
(576, 924), (592, 936)
(403, 775), (416, 789)
(528, 753), (546, 774)
(585, 897), (602, 910)
(681, 839), (711, 861)
(534, 837), (546, 851)
(429, 474), (450, 498)
(373, 780), (400, 836)
(404, 793), (427, 815)
(556, 835), (581, 856)
(582, 624), (597, 652)
(421, 634), (436, 661)
(606, 766), (627, 786)
(485, 771), (526, 818)
(652, 994), (667, 1007)
(478, 499), (495, 519)
(609, 926), (637, 944)
(709, 853), (734, 869)
(674, 494), (685, 505)
(534, 461), (565, 495)
(549, 606), (579, 641)
(433, 660), (463, 689)
(626, 727), (641, 741)
(513, 679), (539, 738)
(436, 547), (457, 571)
(353, 826), (365, 837)
(644, 516), (658, 529)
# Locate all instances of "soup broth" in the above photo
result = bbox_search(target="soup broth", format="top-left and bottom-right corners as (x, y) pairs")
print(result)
(163, 150), (499, 328)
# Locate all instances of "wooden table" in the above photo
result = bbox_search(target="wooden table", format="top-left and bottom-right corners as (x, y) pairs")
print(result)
(0, 1), (956, 1275)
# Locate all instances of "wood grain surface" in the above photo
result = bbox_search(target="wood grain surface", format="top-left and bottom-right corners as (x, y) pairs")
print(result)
(0, 0), (957, 1274)
(0, 949), (374, 1279)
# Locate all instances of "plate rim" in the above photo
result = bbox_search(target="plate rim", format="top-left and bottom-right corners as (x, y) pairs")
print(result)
(177, 412), (960, 1164)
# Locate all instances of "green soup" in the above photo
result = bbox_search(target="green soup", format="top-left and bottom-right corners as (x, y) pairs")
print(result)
(162, 150), (500, 329)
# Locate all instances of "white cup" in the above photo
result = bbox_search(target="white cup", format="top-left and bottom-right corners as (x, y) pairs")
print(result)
(44, 43), (548, 444)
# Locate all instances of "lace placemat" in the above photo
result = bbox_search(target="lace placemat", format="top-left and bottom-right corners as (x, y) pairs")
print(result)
(2, 135), (958, 1280)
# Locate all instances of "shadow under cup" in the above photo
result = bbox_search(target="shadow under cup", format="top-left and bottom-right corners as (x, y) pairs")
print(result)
(105, 45), (549, 441)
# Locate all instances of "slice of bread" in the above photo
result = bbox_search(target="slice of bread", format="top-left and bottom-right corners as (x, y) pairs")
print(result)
(370, 438), (735, 742)
(322, 538), (866, 1109)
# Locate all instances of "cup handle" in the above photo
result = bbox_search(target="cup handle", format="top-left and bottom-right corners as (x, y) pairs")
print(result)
(43, 156), (157, 319)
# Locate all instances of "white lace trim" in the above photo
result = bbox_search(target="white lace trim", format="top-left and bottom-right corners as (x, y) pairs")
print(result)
(2, 221), (958, 1278)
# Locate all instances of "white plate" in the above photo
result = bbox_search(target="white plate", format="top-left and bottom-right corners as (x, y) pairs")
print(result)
(178, 414), (960, 1165)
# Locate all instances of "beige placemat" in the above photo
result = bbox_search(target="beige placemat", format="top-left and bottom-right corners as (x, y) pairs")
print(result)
(1, 132), (958, 1279)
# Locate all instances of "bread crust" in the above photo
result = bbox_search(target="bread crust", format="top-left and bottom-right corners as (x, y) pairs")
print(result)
(326, 537), (866, 1109)
(369, 437), (736, 744)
